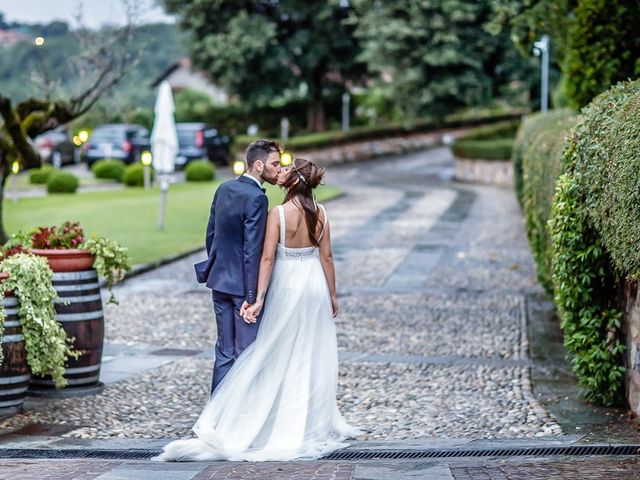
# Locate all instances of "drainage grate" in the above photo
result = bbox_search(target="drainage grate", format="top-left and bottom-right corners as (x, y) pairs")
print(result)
(323, 444), (640, 460)
(151, 348), (202, 357)
(0, 444), (638, 461)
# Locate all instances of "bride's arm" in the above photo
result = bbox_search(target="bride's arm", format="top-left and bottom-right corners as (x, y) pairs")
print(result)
(244, 208), (280, 322)
(318, 213), (339, 318)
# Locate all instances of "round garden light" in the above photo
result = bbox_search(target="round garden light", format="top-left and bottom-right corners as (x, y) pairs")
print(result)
(233, 160), (245, 175)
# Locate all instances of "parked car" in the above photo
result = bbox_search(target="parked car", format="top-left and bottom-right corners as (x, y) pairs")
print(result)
(82, 124), (150, 167)
(176, 123), (231, 167)
(34, 127), (77, 167)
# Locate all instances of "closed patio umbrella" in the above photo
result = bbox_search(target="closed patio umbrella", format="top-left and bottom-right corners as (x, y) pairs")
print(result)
(151, 81), (178, 230)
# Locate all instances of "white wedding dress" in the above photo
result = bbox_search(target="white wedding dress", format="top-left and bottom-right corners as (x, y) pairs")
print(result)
(155, 205), (359, 462)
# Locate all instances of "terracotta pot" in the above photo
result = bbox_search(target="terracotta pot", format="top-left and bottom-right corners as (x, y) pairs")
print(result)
(30, 249), (95, 272)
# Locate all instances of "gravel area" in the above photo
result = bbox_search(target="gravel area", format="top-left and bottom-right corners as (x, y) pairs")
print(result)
(0, 358), (560, 440)
(337, 292), (523, 359)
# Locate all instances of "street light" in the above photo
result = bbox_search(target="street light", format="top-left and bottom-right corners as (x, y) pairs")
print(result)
(11, 161), (20, 203)
(280, 151), (293, 167)
(34, 36), (45, 46)
(341, 92), (350, 131)
(533, 35), (550, 112)
(78, 130), (89, 143)
(233, 160), (245, 176)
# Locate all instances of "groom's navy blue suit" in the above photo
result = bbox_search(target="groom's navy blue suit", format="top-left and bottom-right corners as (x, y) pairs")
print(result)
(202, 175), (268, 393)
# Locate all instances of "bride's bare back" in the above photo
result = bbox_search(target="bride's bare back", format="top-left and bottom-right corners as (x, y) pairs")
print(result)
(280, 200), (326, 248)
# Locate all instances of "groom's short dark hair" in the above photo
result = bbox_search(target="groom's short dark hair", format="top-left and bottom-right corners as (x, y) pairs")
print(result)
(246, 139), (282, 169)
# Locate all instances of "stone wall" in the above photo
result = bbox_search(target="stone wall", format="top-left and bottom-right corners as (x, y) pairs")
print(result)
(624, 280), (640, 414)
(454, 158), (513, 188)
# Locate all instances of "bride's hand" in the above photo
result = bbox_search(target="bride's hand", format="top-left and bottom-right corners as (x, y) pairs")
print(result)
(331, 296), (339, 318)
(243, 301), (263, 324)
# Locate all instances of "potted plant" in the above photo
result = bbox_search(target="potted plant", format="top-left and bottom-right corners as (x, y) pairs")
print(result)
(27, 221), (131, 304)
(0, 247), (79, 406)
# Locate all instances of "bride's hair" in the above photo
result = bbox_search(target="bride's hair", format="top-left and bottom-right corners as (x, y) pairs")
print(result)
(282, 158), (325, 247)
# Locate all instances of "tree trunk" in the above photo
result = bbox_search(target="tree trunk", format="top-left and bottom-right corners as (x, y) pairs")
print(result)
(0, 151), (9, 244)
(306, 97), (326, 132)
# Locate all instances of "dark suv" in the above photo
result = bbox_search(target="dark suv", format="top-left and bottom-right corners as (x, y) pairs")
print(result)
(83, 124), (150, 167)
(176, 123), (230, 167)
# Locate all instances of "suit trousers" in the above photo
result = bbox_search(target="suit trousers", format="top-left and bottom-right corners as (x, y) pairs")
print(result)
(210, 290), (261, 393)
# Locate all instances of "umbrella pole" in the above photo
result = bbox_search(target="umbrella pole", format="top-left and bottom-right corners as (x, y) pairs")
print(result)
(157, 176), (169, 230)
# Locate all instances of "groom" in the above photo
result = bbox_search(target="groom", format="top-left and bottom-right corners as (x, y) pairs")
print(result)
(198, 139), (282, 393)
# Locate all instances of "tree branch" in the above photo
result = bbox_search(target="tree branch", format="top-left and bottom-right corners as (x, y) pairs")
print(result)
(0, 94), (40, 168)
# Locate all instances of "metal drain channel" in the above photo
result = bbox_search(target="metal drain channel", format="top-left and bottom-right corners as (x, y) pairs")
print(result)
(0, 445), (638, 461)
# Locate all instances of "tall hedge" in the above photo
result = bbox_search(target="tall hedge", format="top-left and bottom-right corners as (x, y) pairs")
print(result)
(513, 110), (577, 293)
(563, 0), (640, 109)
(549, 80), (640, 405)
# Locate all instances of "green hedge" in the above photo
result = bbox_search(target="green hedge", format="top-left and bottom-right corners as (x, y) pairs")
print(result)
(47, 171), (79, 194)
(547, 81), (640, 406)
(123, 163), (154, 187)
(234, 110), (527, 155)
(185, 160), (215, 182)
(454, 119), (520, 142)
(92, 159), (126, 182)
(451, 139), (514, 161)
(514, 110), (578, 293)
(29, 165), (54, 184)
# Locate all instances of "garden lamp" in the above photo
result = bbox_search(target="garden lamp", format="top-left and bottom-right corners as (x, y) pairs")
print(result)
(533, 35), (550, 112)
(78, 130), (89, 143)
(141, 151), (153, 189)
(280, 151), (293, 167)
(233, 160), (245, 175)
(11, 160), (20, 203)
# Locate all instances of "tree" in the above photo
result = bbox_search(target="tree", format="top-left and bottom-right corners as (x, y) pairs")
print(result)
(0, 21), (135, 243)
(356, 0), (529, 120)
(162, 0), (365, 131)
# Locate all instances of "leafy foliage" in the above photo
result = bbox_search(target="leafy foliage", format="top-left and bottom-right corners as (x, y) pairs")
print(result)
(162, 0), (364, 131)
(451, 119), (520, 160)
(29, 165), (54, 185)
(46, 171), (79, 194)
(513, 109), (577, 292)
(563, 0), (640, 109)
(31, 221), (84, 249)
(0, 253), (79, 388)
(185, 160), (216, 182)
(92, 159), (126, 182)
(356, 0), (538, 119)
(84, 237), (132, 304)
(123, 163), (154, 187)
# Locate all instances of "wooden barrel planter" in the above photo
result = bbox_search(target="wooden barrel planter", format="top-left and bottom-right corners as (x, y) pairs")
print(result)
(28, 269), (105, 397)
(0, 291), (30, 414)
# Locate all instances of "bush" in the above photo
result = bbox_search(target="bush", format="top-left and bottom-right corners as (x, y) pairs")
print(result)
(562, 0), (640, 109)
(123, 163), (154, 187)
(454, 119), (520, 142)
(46, 171), (79, 194)
(185, 160), (215, 182)
(451, 139), (514, 161)
(29, 165), (54, 184)
(548, 80), (640, 406)
(234, 110), (526, 154)
(92, 159), (126, 182)
(513, 110), (578, 293)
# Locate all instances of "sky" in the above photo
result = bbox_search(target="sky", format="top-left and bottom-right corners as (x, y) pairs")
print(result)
(0, 0), (175, 29)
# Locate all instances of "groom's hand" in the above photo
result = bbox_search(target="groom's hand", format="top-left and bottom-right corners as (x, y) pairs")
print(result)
(240, 301), (251, 317)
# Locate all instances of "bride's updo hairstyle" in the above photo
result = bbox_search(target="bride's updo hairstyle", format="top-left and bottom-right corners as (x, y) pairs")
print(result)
(282, 158), (326, 247)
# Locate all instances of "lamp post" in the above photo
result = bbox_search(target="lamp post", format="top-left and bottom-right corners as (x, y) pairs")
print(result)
(341, 92), (350, 131)
(533, 35), (550, 112)
(11, 161), (20, 203)
(280, 117), (290, 142)
(141, 151), (153, 189)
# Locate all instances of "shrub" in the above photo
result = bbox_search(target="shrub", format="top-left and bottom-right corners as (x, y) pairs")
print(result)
(454, 119), (520, 142)
(123, 163), (154, 187)
(185, 160), (215, 182)
(548, 80), (640, 406)
(92, 159), (125, 182)
(451, 139), (514, 161)
(514, 110), (578, 293)
(29, 165), (54, 184)
(46, 171), (79, 194)
(562, 0), (640, 109)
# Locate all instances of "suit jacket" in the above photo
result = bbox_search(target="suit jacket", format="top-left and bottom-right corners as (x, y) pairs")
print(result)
(199, 175), (268, 303)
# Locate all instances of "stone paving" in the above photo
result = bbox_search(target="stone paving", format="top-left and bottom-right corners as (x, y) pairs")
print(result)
(0, 146), (560, 443)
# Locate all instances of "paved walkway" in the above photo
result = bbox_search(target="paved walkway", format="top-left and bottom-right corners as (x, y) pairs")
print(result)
(0, 147), (638, 478)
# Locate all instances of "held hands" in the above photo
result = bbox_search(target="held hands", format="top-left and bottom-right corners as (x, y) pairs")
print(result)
(241, 300), (263, 324)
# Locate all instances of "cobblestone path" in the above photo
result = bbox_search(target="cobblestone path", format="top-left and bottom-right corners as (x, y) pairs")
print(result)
(0, 147), (562, 441)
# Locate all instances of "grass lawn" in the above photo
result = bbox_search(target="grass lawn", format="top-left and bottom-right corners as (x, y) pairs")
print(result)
(5, 181), (342, 266)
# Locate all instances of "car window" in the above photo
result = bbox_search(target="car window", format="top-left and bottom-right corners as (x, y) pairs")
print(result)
(91, 128), (123, 143)
(127, 128), (149, 140)
(177, 128), (197, 146)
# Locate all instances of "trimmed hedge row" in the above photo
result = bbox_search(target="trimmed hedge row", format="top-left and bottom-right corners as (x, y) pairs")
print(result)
(517, 81), (640, 405)
(451, 119), (520, 161)
(234, 110), (527, 155)
(515, 110), (578, 293)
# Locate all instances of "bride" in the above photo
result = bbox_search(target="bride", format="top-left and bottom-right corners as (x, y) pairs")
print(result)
(154, 158), (359, 462)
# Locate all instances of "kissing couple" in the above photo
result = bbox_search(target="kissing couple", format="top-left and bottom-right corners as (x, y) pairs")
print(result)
(155, 139), (360, 462)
